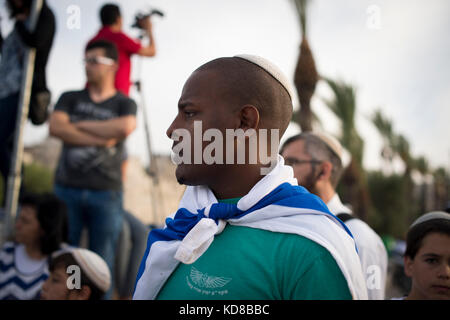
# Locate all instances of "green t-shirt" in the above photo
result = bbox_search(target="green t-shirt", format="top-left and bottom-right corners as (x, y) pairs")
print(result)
(157, 220), (352, 300)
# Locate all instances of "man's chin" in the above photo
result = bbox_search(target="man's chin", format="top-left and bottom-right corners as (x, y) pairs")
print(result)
(175, 164), (203, 186)
(175, 165), (190, 185)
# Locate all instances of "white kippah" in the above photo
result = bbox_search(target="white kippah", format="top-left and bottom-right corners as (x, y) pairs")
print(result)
(53, 248), (111, 293)
(410, 211), (450, 229)
(310, 131), (344, 164)
(234, 54), (295, 101)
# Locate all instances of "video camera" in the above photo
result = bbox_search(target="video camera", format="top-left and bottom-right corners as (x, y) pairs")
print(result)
(131, 9), (164, 29)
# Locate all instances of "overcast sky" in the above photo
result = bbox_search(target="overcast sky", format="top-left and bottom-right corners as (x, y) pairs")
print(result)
(2, 0), (449, 171)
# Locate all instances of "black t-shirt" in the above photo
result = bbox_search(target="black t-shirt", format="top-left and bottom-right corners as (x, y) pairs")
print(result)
(54, 89), (137, 191)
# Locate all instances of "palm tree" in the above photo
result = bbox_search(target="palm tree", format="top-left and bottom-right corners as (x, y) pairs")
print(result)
(322, 78), (370, 220)
(323, 78), (364, 163)
(371, 110), (416, 179)
(413, 155), (433, 213)
(371, 113), (425, 223)
(371, 109), (395, 169)
(394, 134), (413, 177)
(433, 167), (449, 212)
(292, 0), (319, 132)
(413, 156), (429, 176)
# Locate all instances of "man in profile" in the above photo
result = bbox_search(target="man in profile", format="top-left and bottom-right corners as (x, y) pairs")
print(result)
(280, 132), (388, 299)
(133, 55), (368, 300)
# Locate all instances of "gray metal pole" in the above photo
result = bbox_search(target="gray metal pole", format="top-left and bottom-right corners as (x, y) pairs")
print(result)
(2, 0), (44, 243)
(134, 56), (164, 224)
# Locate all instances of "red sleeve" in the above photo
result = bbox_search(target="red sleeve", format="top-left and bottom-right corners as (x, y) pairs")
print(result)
(116, 33), (142, 55)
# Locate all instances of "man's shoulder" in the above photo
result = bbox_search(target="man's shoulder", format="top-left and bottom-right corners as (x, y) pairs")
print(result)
(112, 92), (138, 109)
(345, 217), (381, 239)
(114, 91), (135, 102)
(90, 28), (136, 44)
(345, 218), (387, 252)
(223, 225), (330, 257)
(59, 89), (87, 99)
(56, 89), (87, 103)
(53, 90), (87, 112)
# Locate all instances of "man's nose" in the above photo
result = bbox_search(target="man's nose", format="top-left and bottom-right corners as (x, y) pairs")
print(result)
(166, 118), (178, 140)
(437, 263), (450, 279)
(42, 279), (49, 291)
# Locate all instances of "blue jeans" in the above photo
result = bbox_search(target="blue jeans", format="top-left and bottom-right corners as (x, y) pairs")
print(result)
(54, 184), (124, 299)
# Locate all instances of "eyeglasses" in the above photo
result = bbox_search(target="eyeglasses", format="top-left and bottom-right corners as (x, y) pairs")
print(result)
(284, 157), (322, 167)
(83, 56), (115, 66)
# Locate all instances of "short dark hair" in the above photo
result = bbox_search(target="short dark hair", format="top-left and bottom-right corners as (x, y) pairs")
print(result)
(19, 193), (68, 255)
(85, 40), (119, 62)
(19, 192), (41, 208)
(49, 253), (105, 300)
(100, 3), (121, 26)
(280, 133), (344, 188)
(405, 218), (450, 259)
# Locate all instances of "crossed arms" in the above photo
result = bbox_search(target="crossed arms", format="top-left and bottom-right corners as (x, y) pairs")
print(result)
(49, 111), (136, 147)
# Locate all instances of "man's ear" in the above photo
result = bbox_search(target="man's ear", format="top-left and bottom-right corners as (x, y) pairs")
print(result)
(70, 285), (92, 300)
(239, 105), (259, 132)
(112, 62), (119, 74)
(116, 16), (123, 27)
(404, 256), (414, 278)
(318, 161), (333, 181)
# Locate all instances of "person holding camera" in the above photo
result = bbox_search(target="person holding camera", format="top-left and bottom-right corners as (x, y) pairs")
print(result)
(87, 3), (156, 97)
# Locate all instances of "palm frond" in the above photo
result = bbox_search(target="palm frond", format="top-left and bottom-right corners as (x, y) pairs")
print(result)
(293, 0), (308, 35)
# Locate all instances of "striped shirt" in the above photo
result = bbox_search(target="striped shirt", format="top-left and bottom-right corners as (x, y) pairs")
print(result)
(0, 242), (49, 300)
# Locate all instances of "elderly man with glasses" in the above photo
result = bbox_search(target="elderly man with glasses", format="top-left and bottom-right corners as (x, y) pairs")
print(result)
(280, 132), (388, 300)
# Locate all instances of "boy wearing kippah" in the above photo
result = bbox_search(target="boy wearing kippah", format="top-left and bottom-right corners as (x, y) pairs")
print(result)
(402, 211), (450, 300)
(40, 248), (111, 300)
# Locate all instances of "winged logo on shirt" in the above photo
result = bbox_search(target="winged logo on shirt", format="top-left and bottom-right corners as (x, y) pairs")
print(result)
(190, 267), (232, 289)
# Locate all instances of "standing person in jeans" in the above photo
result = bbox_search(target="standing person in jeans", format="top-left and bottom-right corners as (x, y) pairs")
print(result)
(87, 4), (156, 298)
(49, 40), (137, 299)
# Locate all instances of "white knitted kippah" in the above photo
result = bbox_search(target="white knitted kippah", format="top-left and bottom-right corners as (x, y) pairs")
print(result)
(310, 131), (344, 164)
(53, 248), (111, 293)
(410, 211), (450, 229)
(234, 54), (294, 101)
